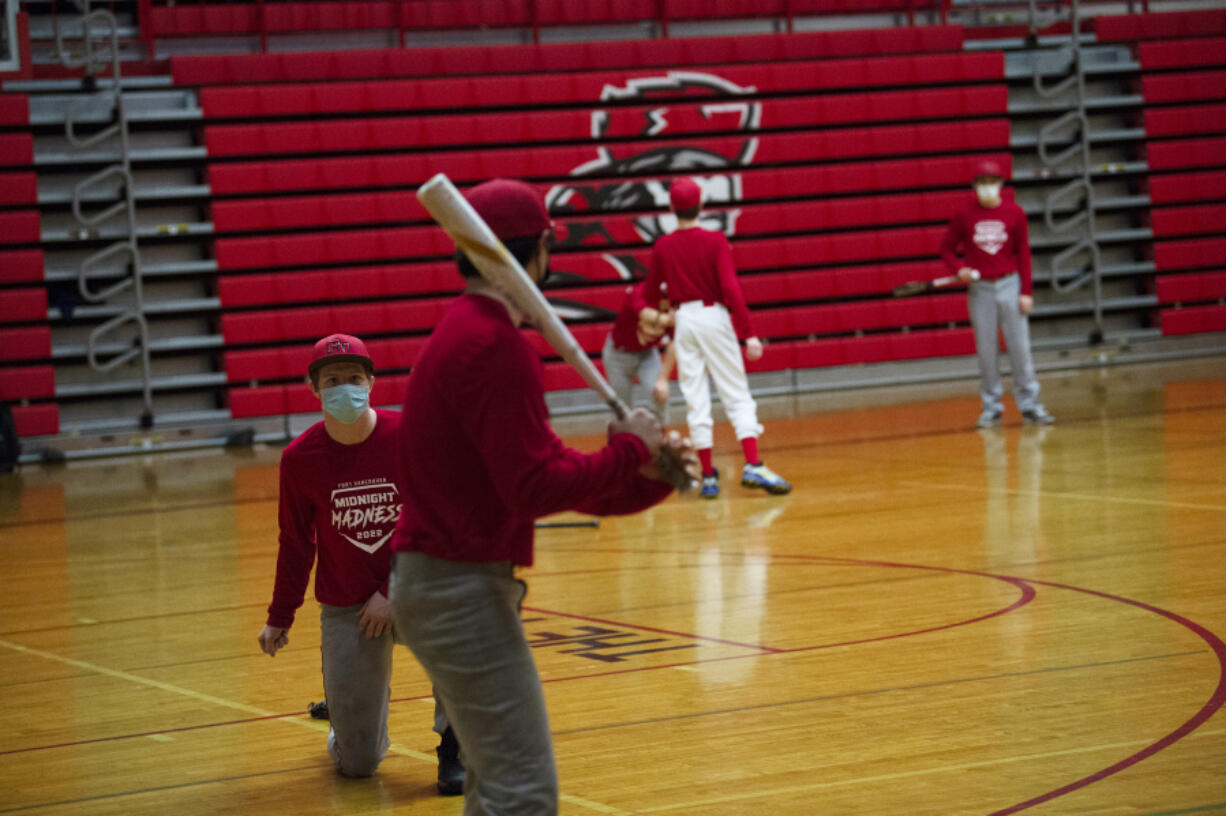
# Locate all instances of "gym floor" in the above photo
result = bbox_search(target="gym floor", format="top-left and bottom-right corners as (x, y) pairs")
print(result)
(2, 356), (1224, 815)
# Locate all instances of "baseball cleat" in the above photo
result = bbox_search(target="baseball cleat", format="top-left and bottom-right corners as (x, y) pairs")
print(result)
(1022, 406), (1055, 425)
(436, 726), (465, 796)
(741, 462), (791, 495)
(699, 469), (720, 499)
(308, 700), (329, 720)
(975, 410), (1003, 429)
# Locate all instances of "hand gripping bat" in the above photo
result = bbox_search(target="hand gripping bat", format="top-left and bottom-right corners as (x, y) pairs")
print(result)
(892, 269), (980, 297)
(416, 173), (694, 492)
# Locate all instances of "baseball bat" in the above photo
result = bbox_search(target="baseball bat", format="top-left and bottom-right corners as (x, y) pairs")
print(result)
(892, 269), (979, 297)
(416, 173), (694, 490)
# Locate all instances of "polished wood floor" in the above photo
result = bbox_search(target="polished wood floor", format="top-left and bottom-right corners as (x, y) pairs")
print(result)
(2, 357), (1224, 815)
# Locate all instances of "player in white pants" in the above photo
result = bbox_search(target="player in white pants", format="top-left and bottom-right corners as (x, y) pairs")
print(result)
(643, 177), (791, 498)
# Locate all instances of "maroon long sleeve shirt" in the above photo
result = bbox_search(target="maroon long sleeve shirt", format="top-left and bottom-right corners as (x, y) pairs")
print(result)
(940, 198), (1034, 296)
(266, 409), (401, 629)
(391, 293), (674, 566)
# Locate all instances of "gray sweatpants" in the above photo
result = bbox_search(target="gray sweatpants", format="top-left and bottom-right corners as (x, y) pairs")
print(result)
(389, 552), (558, 816)
(319, 602), (448, 777)
(601, 334), (666, 425)
(967, 273), (1042, 414)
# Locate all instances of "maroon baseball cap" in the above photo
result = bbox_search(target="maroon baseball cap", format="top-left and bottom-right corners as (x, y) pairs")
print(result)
(465, 179), (551, 240)
(308, 333), (373, 377)
(973, 159), (1005, 181)
(669, 177), (702, 211)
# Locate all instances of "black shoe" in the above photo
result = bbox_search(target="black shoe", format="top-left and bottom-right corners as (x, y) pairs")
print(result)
(308, 700), (329, 720)
(436, 726), (465, 796)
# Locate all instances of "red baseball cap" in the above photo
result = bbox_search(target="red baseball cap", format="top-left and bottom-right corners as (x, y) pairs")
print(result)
(973, 159), (1006, 181)
(308, 333), (373, 377)
(465, 179), (551, 240)
(669, 177), (703, 211)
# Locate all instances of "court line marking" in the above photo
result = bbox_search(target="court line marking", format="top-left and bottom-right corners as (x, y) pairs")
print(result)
(0, 637), (434, 763)
(0, 639), (624, 815)
(900, 479), (1226, 512)
(635, 729), (1226, 813)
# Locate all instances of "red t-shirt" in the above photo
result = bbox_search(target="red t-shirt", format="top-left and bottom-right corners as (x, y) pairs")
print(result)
(644, 226), (754, 340)
(610, 282), (669, 352)
(391, 293), (674, 566)
(267, 409), (402, 629)
(940, 198), (1034, 295)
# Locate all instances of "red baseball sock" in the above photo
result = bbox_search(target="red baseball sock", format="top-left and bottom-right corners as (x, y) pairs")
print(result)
(698, 448), (714, 475)
(741, 437), (760, 466)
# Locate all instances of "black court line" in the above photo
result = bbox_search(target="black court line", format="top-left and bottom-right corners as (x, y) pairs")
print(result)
(550, 649), (1208, 736)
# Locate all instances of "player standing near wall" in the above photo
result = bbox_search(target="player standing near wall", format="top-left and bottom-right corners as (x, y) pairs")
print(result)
(602, 280), (676, 426)
(940, 160), (1055, 429)
(257, 334), (464, 794)
(643, 177), (792, 499)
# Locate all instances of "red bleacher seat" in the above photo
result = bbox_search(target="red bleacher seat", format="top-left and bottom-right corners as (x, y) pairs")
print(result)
(11, 403), (58, 437)
(1149, 170), (1226, 204)
(220, 299), (451, 344)
(199, 51), (1000, 122)
(0, 133), (33, 166)
(0, 210), (40, 244)
(262, 2), (401, 32)
(0, 249), (44, 284)
(1156, 271), (1226, 303)
(213, 225), (454, 270)
(217, 262), (459, 308)
(1096, 9), (1226, 42)
(1160, 304), (1226, 335)
(1146, 137), (1226, 171)
(0, 288), (47, 323)
(1153, 236), (1226, 270)
(211, 191), (420, 233)
(1151, 203), (1226, 238)
(147, 4), (260, 36)
(0, 172), (37, 205)
(1144, 103), (1226, 137)
(208, 149), (1009, 200)
(172, 26), (964, 86)
(0, 327), (51, 361)
(1142, 70), (1226, 104)
(206, 119), (1009, 199)
(224, 336), (429, 381)
(0, 365), (55, 400)
(1139, 37), (1226, 70)
(0, 95), (28, 126)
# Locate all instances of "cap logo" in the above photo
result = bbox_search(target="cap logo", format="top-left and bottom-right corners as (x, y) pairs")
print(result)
(326, 339), (350, 354)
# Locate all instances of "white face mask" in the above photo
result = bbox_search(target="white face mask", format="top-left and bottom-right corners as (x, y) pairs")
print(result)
(976, 182), (1003, 202)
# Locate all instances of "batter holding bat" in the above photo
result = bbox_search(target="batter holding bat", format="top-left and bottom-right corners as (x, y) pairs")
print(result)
(642, 177), (792, 499)
(389, 178), (697, 815)
(940, 160), (1054, 429)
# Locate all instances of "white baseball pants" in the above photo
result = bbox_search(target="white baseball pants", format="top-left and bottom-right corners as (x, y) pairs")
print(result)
(674, 301), (763, 451)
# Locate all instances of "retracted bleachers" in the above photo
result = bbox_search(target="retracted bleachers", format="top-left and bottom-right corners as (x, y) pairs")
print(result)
(176, 23), (1017, 419)
(1118, 9), (1226, 342)
(0, 81), (59, 439)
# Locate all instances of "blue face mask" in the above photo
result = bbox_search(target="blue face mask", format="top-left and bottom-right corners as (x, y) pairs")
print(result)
(321, 384), (369, 424)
